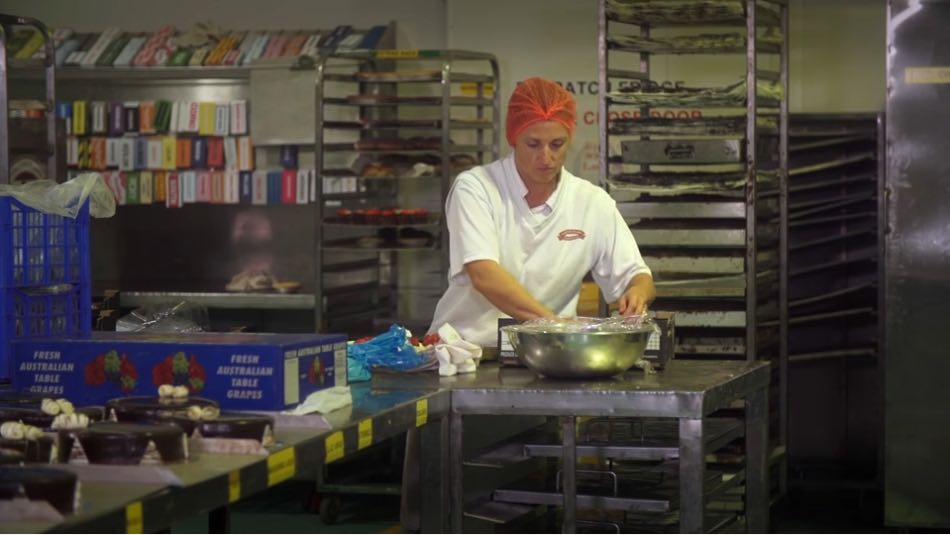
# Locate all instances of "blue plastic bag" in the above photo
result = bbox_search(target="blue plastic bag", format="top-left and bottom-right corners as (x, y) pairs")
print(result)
(347, 324), (427, 372)
(347, 356), (371, 383)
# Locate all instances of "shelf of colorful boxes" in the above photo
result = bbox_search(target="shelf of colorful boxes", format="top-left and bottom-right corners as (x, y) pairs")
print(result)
(4, 23), (387, 70)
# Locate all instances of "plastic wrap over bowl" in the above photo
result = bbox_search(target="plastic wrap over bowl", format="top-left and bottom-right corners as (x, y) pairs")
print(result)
(501, 317), (654, 379)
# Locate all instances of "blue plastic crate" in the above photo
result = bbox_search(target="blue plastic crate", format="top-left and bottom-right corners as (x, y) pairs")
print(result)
(0, 197), (90, 289)
(0, 197), (91, 379)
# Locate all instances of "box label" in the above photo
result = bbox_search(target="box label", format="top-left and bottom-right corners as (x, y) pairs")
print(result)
(13, 333), (346, 411)
(284, 357), (299, 405)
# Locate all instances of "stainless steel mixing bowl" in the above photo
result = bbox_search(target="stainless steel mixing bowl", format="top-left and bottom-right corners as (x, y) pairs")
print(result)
(502, 324), (654, 379)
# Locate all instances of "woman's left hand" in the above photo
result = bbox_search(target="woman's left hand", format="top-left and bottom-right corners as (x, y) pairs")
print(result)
(617, 286), (650, 316)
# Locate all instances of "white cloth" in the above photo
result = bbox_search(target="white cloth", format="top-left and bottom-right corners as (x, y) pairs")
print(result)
(283, 386), (352, 415)
(432, 323), (482, 376)
(428, 154), (651, 347)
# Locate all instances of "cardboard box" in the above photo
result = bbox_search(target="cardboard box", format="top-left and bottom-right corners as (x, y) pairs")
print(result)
(13, 332), (347, 411)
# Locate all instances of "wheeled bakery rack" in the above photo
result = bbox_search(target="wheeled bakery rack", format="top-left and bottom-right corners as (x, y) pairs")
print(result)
(786, 113), (883, 490)
(595, 0), (790, 516)
(312, 49), (500, 336)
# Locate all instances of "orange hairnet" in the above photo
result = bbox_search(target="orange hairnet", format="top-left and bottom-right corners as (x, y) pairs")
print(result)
(506, 77), (577, 146)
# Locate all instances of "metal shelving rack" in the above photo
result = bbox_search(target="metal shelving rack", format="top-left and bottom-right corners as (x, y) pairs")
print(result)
(313, 49), (500, 336)
(0, 14), (58, 185)
(597, 0), (789, 508)
(786, 113), (883, 489)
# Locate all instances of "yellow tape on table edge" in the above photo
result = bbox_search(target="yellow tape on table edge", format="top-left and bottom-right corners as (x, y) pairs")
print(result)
(358, 419), (373, 450)
(125, 501), (143, 534)
(415, 398), (428, 427)
(228, 470), (241, 503)
(325, 431), (344, 463)
(267, 448), (296, 487)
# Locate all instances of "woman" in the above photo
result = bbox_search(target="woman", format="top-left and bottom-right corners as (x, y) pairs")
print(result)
(428, 76), (655, 347)
(402, 78), (656, 532)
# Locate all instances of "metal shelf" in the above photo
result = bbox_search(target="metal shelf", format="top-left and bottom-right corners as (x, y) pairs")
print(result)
(322, 72), (493, 84)
(119, 291), (315, 310)
(314, 50), (500, 332)
(8, 63), (254, 81)
(323, 143), (492, 153)
(324, 96), (494, 107)
(322, 119), (493, 131)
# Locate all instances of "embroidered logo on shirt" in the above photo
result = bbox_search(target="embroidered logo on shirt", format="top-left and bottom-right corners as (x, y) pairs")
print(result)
(557, 229), (586, 241)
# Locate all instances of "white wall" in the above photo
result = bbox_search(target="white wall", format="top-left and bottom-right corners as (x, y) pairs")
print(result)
(447, 0), (887, 174)
(789, 0), (886, 113)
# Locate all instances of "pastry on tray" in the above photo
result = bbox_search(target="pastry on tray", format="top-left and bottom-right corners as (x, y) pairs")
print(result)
(360, 162), (396, 178)
(225, 270), (276, 292)
(0, 420), (58, 463)
(107, 387), (219, 437)
(0, 397), (103, 429)
(0, 466), (79, 514)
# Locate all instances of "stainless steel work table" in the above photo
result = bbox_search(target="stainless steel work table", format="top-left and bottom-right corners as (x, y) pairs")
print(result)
(377, 360), (771, 533)
(8, 382), (449, 533)
(165, 383), (449, 532)
(1, 481), (173, 534)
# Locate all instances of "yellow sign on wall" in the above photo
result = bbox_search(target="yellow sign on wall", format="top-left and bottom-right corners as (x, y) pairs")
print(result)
(906, 67), (950, 84)
(460, 82), (494, 97)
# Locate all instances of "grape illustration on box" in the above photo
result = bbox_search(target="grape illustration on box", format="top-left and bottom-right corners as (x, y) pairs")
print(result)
(84, 350), (138, 393)
(151, 351), (207, 393)
(307, 357), (327, 385)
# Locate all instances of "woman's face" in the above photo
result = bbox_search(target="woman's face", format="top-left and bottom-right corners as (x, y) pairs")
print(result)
(512, 120), (571, 188)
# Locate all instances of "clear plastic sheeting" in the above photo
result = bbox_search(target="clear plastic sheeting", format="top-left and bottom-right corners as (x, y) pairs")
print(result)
(116, 301), (210, 333)
(609, 115), (778, 137)
(0, 173), (116, 219)
(610, 79), (783, 108)
(609, 170), (777, 198)
(606, 0), (780, 26)
(508, 315), (655, 334)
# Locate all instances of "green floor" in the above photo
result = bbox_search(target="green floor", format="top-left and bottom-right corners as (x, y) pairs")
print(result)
(171, 480), (401, 534)
(170, 478), (885, 534)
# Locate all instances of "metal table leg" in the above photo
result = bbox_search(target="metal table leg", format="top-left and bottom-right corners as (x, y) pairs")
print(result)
(745, 386), (769, 533)
(420, 416), (450, 533)
(561, 415), (576, 534)
(679, 418), (705, 533)
(450, 410), (464, 533)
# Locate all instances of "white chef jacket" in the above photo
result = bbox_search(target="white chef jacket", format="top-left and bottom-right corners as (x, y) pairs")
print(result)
(428, 154), (652, 348)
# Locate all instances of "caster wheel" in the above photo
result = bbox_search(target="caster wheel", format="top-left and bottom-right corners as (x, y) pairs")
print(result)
(319, 496), (342, 525)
